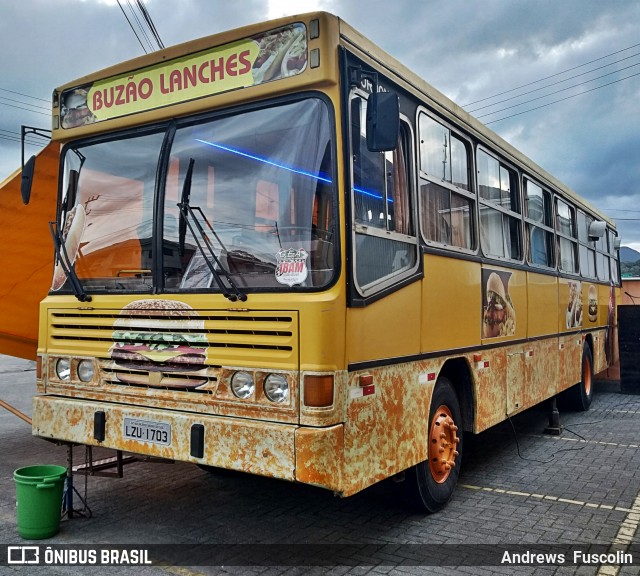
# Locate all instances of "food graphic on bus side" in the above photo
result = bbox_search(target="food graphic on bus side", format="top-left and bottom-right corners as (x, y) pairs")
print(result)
(482, 271), (516, 338)
(588, 285), (598, 322)
(252, 25), (306, 83)
(566, 281), (583, 328)
(51, 204), (86, 291)
(61, 87), (97, 129)
(110, 299), (209, 388)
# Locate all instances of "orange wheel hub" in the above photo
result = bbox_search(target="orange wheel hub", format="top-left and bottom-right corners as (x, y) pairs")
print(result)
(583, 354), (592, 396)
(428, 405), (460, 484)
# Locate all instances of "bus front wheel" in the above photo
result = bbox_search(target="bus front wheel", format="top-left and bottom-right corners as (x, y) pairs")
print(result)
(403, 377), (463, 513)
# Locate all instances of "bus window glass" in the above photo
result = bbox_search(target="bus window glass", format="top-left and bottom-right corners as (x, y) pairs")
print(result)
(422, 183), (451, 244)
(353, 98), (388, 230)
(505, 214), (522, 260)
(58, 132), (165, 292)
(556, 199), (578, 274)
(421, 183), (473, 250)
(419, 114), (451, 181)
(480, 207), (504, 257)
(580, 244), (596, 277)
(500, 166), (518, 212)
(610, 256), (619, 283)
(529, 226), (551, 266)
(578, 211), (589, 243)
(577, 211), (596, 278)
(559, 237), (578, 273)
(165, 97), (336, 291)
(478, 150), (521, 260)
(596, 251), (609, 281)
(525, 180), (545, 223)
(556, 199), (574, 237)
(524, 179), (554, 267)
(608, 229), (617, 255)
(450, 136), (469, 191)
(451, 193), (473, 248)
(477, 150), (500, 202)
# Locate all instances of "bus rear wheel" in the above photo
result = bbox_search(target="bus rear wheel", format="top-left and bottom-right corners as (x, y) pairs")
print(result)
(403, 377), (463, 513)
(566, 343), (594, 411)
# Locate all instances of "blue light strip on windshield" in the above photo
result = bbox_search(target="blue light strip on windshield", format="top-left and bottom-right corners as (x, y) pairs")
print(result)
(195, 138), (391, 203)
(195, 139), (332, 184)
(354, 187), (393, 203)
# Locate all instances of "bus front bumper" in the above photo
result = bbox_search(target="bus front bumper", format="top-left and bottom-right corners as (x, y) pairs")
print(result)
(32, 396), (344, 492)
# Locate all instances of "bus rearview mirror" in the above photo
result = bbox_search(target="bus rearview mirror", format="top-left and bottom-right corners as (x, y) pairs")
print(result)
(366, 91), (400, 152)
(21, 155), (36, 205)
(588, 220), (606, 241)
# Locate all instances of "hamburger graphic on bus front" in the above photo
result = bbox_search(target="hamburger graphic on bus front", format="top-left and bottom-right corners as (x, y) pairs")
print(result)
(110, 299), (209, 388)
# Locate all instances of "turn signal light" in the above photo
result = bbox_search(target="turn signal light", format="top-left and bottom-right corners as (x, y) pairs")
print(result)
(303, 374), (334, 408)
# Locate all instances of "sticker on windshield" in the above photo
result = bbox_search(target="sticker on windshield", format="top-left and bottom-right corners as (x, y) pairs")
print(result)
(275, 248), (308, 286)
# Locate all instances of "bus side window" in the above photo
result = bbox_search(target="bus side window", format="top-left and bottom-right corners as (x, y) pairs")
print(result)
(524, 178), (555, 268)
(418, 112), (474, 251)
(477, 149), (521, 261)
(351, 94), (417, 293)
(556, 198), (578, 273)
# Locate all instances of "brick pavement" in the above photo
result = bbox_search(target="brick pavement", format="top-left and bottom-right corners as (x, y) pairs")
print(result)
(0, 354), (639, 575)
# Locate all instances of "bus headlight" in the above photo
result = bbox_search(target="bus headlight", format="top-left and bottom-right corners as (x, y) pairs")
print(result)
(264, 374), (289, 403)
(55, 358), (71, 381)
(231, 371), (254, 399)
(77, 359), (95, 383)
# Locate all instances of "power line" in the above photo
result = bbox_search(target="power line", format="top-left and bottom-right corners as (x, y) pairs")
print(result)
(463, 42), (640, 107)
(136, 0), (164, 49)
(126, 0), (155, 53)
(0, 87), (49, 104)
(477, 62), (640, 119)
(0, 99), (50, 117)
(116, 0), (164, 54)
(468, 52), (640, 114)
(116, 0), (149, 53)
(484, 71), (640, 124)
(0, 95), (50, 112)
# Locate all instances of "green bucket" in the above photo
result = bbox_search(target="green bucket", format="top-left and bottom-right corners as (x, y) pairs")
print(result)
(14, 465), (67, 540)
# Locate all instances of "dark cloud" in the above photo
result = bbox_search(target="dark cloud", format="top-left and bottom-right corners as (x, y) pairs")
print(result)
(2, 0), (639, 246)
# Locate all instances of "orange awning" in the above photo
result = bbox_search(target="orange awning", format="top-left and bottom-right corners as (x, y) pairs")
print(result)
(0, 142), (59, 359)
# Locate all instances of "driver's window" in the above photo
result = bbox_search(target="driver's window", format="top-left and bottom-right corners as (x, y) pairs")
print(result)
(350, 93), (418, 295)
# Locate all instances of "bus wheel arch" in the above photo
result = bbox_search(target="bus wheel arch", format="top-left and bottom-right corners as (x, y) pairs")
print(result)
(438, 358), (474, 433)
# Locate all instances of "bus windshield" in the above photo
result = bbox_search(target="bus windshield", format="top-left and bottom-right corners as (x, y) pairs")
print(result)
(56, 97), (336, 295)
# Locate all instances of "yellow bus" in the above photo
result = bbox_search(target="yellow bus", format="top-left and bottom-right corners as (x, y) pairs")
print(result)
(9, 11), (620, 512)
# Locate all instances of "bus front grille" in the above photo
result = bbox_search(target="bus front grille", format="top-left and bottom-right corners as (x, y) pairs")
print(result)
(47, 306), (298, 391)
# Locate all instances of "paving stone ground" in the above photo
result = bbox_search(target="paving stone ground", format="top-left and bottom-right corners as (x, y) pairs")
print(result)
(1, 354), (638, 575)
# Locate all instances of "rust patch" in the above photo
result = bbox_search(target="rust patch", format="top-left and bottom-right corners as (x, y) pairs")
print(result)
(295, 424), (343, 491)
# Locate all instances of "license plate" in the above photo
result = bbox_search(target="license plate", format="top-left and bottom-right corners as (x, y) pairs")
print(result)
(123, 417), (171, 446)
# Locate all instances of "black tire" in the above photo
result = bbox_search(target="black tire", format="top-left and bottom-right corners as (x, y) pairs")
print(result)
(566, 343), (594, 412)
(402, 377), (463, 513)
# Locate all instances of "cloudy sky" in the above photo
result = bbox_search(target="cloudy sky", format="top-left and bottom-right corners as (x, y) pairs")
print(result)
(1, 0), (639, 249)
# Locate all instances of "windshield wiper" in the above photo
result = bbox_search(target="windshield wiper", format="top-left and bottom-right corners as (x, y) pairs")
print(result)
(49, 221), (91, 302)
(177, 158), (247, 302)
